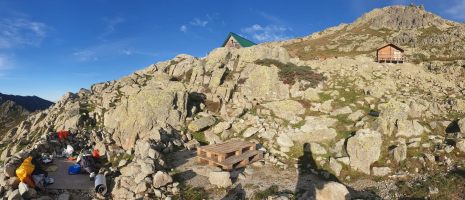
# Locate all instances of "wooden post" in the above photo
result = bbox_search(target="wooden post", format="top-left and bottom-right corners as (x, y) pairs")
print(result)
(235, 149), (242, 156)
(240, 159), (249, 167)
(249, 144), (256, 151)
(218, 154), (225, 162)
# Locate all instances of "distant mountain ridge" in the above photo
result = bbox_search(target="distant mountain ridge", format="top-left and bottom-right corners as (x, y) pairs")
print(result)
(0, 93), (53, 112)
(283, 5), (465, 63)
(0, 93), (53, 137)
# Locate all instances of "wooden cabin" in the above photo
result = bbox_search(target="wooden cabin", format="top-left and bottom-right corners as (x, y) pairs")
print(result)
(376, 44), (404, 63)
(221, 32), (256, 48)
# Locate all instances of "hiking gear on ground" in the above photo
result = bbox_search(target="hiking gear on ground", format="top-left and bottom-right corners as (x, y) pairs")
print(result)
(90, 172), (96, 181)
(57, 130), (69, 140)
(16, 156), (36, 183)
(45, 177), (54, 185)
(63, 145), (74, 157)
(92, 149), (100, 159)
(32, 174), (45, 189)
(68, 164), (81, 175)
(80, 155), (97, 175)
(95, 174), (107, 195)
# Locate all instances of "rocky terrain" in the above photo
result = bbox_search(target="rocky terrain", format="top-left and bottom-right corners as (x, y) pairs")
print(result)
(1, 5), (465, 200)
(283, 5), (465, 63)
(0, 94), (53, 138)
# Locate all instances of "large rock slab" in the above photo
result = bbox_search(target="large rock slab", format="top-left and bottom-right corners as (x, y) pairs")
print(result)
(3, 163), (17, 178)
(347, 129), (382, 174)
(330, 106), (352, 116)
(329, 158), (342, 177)
(456, 139), (465, 153)
(277, 134), (294, 148)
(240, 65), (289, 101)
(208, 171), (232, 188)
(393, 142), (407, 163)
(396, 119), (424, 138)
(348, 110), (364, 121)
(262, 100), (304, 123)
(104, 77), (188, 150)
(152, 171), (173, 188)
(188, 116), (217, 132)
(242, 127), (259, 138)
(294, 116), (338, 143)
(302, 88), (321, 102)
(458, 118), (465, 134)
(315, 181), (350, 200)
(372, 167), (392, 176)
(376, 100), (409, 136)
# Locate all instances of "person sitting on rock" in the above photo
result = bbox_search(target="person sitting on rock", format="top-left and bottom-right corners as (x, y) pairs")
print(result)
(77, 150), (98, 181)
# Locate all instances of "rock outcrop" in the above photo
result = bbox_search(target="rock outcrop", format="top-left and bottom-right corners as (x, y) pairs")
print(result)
(1, 5), (465, 200)
(347, 129), (382, 174)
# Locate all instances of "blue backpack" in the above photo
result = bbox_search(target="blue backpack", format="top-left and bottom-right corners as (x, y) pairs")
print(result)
(68, 164), (81, 175)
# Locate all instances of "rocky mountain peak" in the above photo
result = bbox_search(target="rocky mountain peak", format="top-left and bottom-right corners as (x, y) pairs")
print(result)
(0, 93), (54, 112)
(350, 5), (459, 30)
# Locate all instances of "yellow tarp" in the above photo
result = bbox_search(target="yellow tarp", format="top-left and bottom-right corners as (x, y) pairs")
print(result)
(16, 156), (35, 182)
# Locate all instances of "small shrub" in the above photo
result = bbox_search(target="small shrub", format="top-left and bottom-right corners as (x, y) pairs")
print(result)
(255, 59), (326, 86)
(237, 78), (247, 84)
(185, 69), (193, 81)
(174, 186), (209, 200)
(192, 132), (208, 145)
(204, 100), (221, 113)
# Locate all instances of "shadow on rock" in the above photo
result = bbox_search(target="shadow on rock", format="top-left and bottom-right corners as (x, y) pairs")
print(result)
(445, 119), (460, 133)
(165, 149), (196, 169)
(172, 169), (197, 183)
(295, 143), (382, 200)
(221, 183), (246, 200)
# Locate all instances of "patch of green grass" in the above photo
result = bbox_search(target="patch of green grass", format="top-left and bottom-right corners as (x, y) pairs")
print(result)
(291, 120), (306, 129)
(446, 111), (465, 121)
(173, 185), (209, 200)
(319, 93), (332, 102)
(397, 170), (465, 199)
(336, 131), (353, 140)
(288, 143), (304, 159)
(331, 114), (355, 134)
(16, 142), (29, 152)
(248, 107), (258, 116)
(192, 132), (208, 145)
(109, 153), (134, 168)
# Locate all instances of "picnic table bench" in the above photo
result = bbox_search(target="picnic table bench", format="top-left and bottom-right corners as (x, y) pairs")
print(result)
(196, 140), (263, 170)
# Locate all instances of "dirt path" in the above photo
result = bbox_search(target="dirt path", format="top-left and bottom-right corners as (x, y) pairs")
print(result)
(166, 150), (328, 199)
(47, 159), (94, 190)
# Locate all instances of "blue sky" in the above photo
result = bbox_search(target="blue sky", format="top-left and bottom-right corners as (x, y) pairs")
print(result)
(1, 0), (464, 101)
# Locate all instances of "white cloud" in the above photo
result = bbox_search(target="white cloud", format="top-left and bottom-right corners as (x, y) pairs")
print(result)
(122, 49), (132, 55)
(0, 54), (13, 70)
(190, 18), (208, 27)
(101, 16), (125, 37)
(180, 25), (187, 32)
(0, 18), (47, 49)
(0, 54), (14, 78)
(242, 24), (292, 42)
(259, 12), (283, 24)
(445, 0), (465, 20)
(73, 40), (157, 62)
(73, 50), (98, 62)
